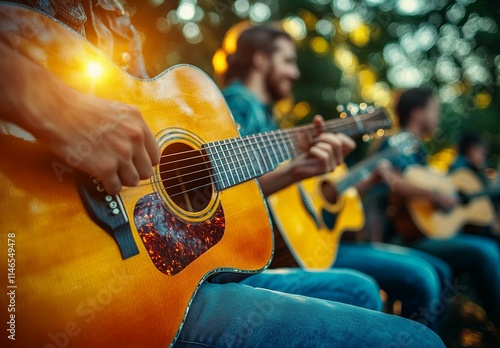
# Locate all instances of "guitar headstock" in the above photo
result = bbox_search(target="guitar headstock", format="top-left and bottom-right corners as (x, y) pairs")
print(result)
(337, 103), (392, 136)
(387, 132), (420, 156)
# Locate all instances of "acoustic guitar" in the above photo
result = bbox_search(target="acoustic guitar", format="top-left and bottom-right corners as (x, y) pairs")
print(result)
(268, 132), (419, 269)
(394, 166), (499, 241)
(0, 4), (390, 347)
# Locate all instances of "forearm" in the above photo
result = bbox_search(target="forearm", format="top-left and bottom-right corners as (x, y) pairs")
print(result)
(257, 164), (297, 197)
(0, 40), (76, 140)
(355, 175), (378, 197)
(382, 169), (436, 201)
(0, 42), (159, 194)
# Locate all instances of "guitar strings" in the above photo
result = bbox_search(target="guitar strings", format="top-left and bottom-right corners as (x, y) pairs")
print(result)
(153, 119), (388, 174)
(123, 129), (394, 210)
(121, 151), (268, 200)
(129, 144), (393, 211)
(121, 166), (252, 211)
(336, 146), (399, 191)
(129, 137), (402, 212)
(336, 136), (419, 191)
(155, 113), (386, 161)
(151, 123), (389, 193)
(155, 114), (367, 159)
(122, 126), (390, 207)
(127, 132), (400, 213)
(151, 120), (388, 177)
(119, 119), (389, 195)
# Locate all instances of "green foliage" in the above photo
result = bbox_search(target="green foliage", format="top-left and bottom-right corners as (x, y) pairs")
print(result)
(127, 0), (500, 162)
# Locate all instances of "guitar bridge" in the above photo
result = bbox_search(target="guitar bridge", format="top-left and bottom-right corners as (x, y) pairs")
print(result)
(75, 171), (139, 260)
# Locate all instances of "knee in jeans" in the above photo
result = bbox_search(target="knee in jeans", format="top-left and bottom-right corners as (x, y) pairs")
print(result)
(341, 271), (380, 292)
(345, 271), (382, 310)
(407, 266), (441, 300)
(477, 243), (500, 264)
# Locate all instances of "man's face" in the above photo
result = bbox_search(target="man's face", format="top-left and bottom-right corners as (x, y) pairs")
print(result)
(421, 97), (440, 135)
(265, 38), (300, 101)
(467, 144), (486, 169)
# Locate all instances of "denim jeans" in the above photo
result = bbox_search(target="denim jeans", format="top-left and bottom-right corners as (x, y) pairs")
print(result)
(334, 242), (452, 333)
(409, 234), (500, 326)
(175, 269), (445, 347)
(239, 268), (382, 311)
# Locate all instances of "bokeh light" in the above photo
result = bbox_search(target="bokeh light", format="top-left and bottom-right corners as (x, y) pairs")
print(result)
(142, 0), (500, 164)
(177, 1), (195, 22)
(249, 3), (271, 23)
(283, 16), (307, 40)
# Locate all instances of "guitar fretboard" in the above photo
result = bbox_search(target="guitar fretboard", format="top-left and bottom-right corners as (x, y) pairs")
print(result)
(335, 144), (402, 194)
(204, 111), (388, 192)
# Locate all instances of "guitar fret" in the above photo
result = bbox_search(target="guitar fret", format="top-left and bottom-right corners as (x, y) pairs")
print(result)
(245, 138), (259, 178)
(267, 133), (280, 168)
(282, 133), (292, 159)
(219, 140), (233, 189)
(336, 145), (400, 194)
(205, 143), (224, 191)
(203, 108), (389, 192)
(285, 131), (298, 157)
(261, 135), (274, 173)
(251, 134), (265, 177)
(225, 139), (240, 186)
(273, 132), (286, 163)
(224, 139), (239, 187)
(236, 138), (252, 182)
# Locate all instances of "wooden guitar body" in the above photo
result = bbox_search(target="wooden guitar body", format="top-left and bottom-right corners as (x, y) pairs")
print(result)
(0, 4), (273, 347)
(449, 168), (495, 228)
(268, 132), (419, 268)
(394, 166), (495, 240)
(268, 164), (364, 269)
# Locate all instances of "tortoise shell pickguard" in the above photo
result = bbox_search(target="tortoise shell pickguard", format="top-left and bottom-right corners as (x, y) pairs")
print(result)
(134, 193), (225, 275)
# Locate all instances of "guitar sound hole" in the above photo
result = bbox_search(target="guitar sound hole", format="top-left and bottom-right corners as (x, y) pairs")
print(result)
(321, 181), (338, 204)
(160, 142), (213, 213)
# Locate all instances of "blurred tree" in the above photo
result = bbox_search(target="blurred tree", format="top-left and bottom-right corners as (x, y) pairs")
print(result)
(126, 0), (500, 166)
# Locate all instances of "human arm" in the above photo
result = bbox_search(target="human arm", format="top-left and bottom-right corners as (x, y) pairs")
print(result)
(0, 40), (160, 194)
(376, 165), (457, 209)
(258, 116), (356, 197)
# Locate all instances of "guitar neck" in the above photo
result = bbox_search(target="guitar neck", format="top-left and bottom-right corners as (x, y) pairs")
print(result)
(467, 186), (500, 200)
(335, 145), (401, 194)
(204, 110), (389, 192)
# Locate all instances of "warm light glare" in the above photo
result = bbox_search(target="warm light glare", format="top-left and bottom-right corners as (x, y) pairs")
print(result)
(349, 24), (370, 47)
(333, 47), (358, 74)
(86, 62), (103, 78)
(293, 101), (311, 119)
(282, 16), (307, 40)
(475, 92), (492, 109)
(310, 36), (329, 55)
(222, 21), (252, 54)
(428, 148), (456, 172)
(212, 48), (228, 75)
(177, 2), (196, 22)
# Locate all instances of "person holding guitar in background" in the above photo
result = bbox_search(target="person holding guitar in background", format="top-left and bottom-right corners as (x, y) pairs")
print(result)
(223, 24), (455, 334)
(449, 131), (500, 247)
(364, 88), (500, 329)
(0, 1), (446, 347)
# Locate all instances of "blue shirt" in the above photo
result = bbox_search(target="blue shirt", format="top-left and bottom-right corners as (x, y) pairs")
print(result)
(223, 81), (277, 136)
(378, 131), (427, 172)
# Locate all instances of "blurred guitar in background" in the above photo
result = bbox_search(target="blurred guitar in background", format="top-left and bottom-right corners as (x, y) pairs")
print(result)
(0, 3), (392, 347)
(269, 132), (419, 269)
